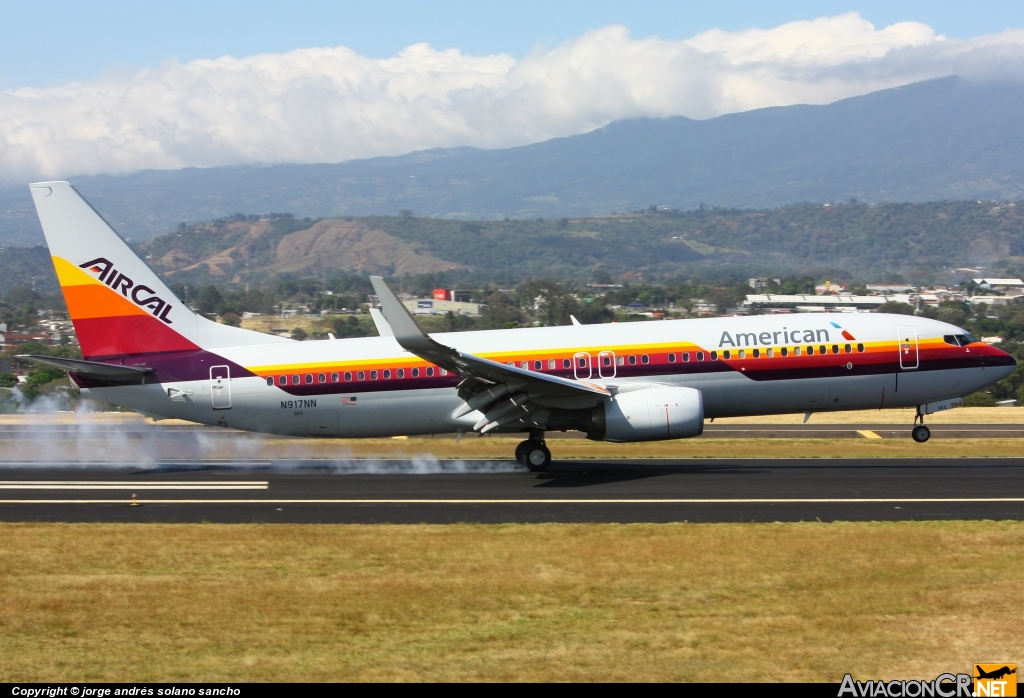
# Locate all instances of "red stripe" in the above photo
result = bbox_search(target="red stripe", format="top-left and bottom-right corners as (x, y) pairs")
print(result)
(74, 315), (198, 359)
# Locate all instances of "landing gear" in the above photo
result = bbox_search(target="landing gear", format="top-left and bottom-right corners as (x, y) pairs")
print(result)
(516, 432), (551, 472)
(912, 408), (931, 443)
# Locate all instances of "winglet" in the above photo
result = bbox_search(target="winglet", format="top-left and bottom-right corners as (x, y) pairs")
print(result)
(570, 315), (582, 326)
(369, 276), (441, 353)
(368, 307), (395, 337)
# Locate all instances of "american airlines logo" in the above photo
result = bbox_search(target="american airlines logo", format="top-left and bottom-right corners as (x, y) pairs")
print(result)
(719, 321), (856, 348)
(79, 257), (174, 324)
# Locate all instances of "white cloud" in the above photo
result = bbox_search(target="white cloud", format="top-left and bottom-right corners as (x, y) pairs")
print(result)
(2, 12), (1023, 183)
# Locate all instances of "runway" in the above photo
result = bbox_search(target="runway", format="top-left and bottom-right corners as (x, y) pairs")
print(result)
(1, 457), (1024, 523)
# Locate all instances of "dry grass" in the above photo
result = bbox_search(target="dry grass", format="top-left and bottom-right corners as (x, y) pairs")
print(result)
(1, 436), (1023, 461)
(4, 406), (1022, 427)
(0, 522), (1021, 682)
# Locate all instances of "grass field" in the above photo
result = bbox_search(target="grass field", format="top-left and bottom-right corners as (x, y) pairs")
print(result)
(1, 522), (1021, 682)
(2, 435), (1023, 461)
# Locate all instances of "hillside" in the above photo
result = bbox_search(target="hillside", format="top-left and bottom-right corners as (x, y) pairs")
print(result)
(130, 200), (1024, 286)
(6, 199), (1024, 296)
(1, 76), (1023, 246)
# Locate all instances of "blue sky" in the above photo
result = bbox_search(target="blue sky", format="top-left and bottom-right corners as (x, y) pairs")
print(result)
(3, 0), (1023, 88)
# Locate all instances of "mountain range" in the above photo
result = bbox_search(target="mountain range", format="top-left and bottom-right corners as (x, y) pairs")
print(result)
(1, 76), (1023, 247)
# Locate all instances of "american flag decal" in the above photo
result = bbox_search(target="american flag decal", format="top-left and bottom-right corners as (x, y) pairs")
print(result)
(342, 397), (357, 405)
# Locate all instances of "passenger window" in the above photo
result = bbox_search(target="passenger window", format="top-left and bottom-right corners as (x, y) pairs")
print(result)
(412, 368), (420, 378)
(266, 377), (274, 386)
(547, 360), (556, 369)
(577, 357), (587, 368)
(507, 362), (515, 367)
(683, 352), (690, 362)
(278, 376), (287, 386)
(357, 371), (365, 381)
(440, 368), (447, 376)
(369, 370), (377, 380)
(292, 375), (300, 385)
(844, 344), (851, 354)
(563, 359), (572, 369)
(383, 369), (391, 379)
(738, 350), (746, 359)
(533, 360), (542, 370)
(426, 367), (434, 377)
(331, 373), (339, 382)
(318, 373), (326, 383)
(752, 349), (760, 358)
(641, 355), (649, 364)
(668, 353), (676, 363)
(794, 347), (801, 356)
(396, 369), (404, 378)
(766, 348), (774, 357)
(807, 346), (814, 355)
(831, 345), (839, 354)
(616, 356), (624, 366)
(344, 372), (352, 381)
(305, 374), (313, 384)
(819, 345), (827, 354)
(856, 343), (864, 353)
(602, 355), (612, 367)
(697, 352), (704, 361)
(628, 355), (637, 365)
(780, 347), (788, 357)
(521, 361), (529, 369)
(709, 351), (717, 360)
(723, 350), (731, 359)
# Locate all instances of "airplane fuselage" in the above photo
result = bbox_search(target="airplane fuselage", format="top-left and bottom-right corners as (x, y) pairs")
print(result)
(76, 312), (1014, 438)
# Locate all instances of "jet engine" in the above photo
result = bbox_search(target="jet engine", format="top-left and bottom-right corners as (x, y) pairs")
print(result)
(592, 386), (703, 442)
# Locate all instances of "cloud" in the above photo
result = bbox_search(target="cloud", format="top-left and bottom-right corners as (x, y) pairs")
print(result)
(2, 12), (1023, 183)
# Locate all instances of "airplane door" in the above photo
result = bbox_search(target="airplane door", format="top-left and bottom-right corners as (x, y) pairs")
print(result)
(897, 327), (919, 370)
(574, 352), (592, 379)
(598, 350), (616, 378)
(210, 365), (231, 409)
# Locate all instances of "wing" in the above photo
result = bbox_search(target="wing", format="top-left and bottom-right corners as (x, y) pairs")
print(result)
(17, 355), (153, 384)
(370, 276), (609, 433)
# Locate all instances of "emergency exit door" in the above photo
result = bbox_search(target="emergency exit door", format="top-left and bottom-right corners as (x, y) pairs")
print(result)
(210, 365), (232, 409)
(897, 327), (919, 370)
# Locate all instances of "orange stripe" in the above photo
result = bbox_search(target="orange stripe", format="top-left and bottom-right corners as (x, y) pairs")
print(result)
(62, 283), (149, 320)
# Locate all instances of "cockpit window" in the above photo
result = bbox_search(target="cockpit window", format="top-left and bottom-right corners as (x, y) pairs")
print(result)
(944, 333), (979, 347)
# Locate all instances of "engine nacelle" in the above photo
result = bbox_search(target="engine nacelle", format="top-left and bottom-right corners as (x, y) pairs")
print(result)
(594, 386), (704, 442)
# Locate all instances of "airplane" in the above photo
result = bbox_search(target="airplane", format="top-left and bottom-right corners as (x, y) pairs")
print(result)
(19, 181), (1018, 471)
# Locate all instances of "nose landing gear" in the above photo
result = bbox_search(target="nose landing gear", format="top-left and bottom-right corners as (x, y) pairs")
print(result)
(516, 431), (551, 472)
(912, 408), (931, 443)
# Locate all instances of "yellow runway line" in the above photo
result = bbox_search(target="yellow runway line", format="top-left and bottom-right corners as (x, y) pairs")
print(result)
(857, 430), (883, 439)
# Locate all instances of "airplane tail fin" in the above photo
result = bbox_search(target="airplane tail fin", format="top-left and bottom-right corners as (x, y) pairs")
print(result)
(29, 181), (289, 360)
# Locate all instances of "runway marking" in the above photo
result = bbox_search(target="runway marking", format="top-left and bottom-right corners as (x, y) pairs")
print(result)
(857, 430), (883, 439)
(2, 497), (1024, 504)
(0, 481), (267, 490)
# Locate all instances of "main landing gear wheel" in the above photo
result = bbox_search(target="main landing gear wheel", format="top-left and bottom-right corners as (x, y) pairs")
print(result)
(515, 440), (530, 465)
(524, 443), (551, 472)
(516, 439), (551, 472)
(912, 425), (931, 443)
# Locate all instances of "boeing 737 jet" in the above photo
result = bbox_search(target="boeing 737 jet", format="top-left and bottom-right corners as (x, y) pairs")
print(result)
(20, 182), (1017, 470)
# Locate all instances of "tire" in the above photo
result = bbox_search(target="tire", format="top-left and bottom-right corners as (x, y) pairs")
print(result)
(524, 444), (551, 472)
(912, 425), (931, 443)
(514, 440), (531, 465)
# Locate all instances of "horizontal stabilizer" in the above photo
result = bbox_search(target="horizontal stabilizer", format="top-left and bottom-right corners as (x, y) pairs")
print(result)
(16, 355), (153, 383)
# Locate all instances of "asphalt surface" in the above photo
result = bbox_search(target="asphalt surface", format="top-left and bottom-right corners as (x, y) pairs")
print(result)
(3, 423), (1023, 439)
(1, 457), (1024, 523)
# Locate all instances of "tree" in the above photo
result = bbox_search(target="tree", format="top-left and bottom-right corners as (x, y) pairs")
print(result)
(290, 328), (308, 341)
(876, 302), (916, 316)
(195, 285), (225, 315)
(220, 312), (241, 327)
